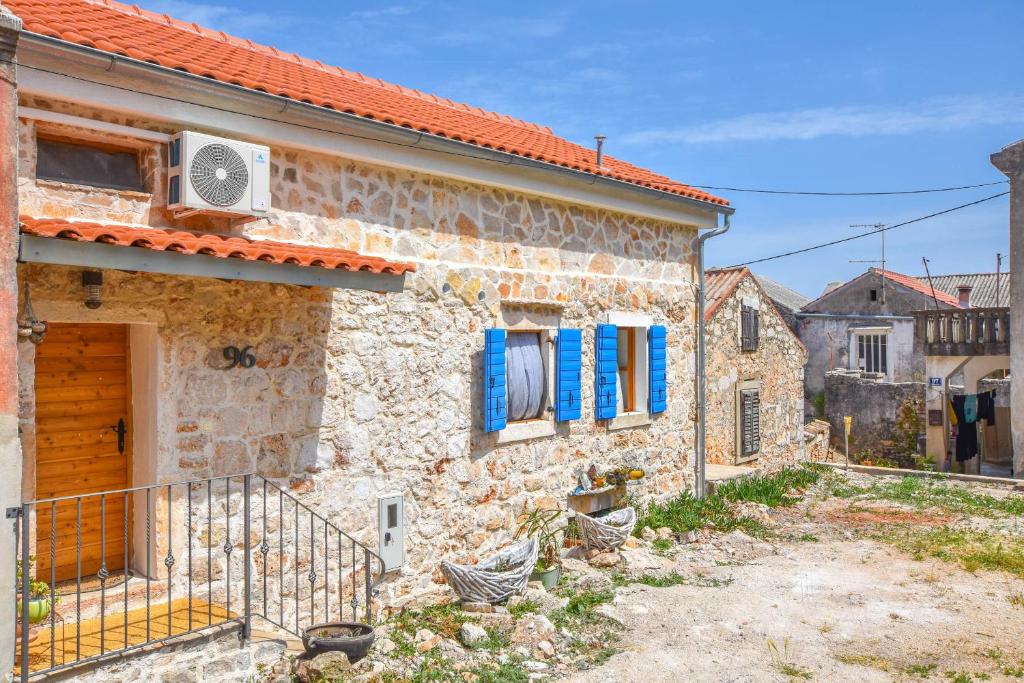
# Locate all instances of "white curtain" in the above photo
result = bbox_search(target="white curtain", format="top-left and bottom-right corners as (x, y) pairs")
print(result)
(507, 332), (545, 421)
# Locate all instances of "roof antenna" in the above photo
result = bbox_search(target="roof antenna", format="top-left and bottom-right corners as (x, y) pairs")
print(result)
(594, 135), (606, 168)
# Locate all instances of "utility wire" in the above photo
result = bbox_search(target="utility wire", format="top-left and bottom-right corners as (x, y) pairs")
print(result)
(11, 62), (1008, 202)
(690, 180), (1007, 196)
(725, 191), (1010, 268)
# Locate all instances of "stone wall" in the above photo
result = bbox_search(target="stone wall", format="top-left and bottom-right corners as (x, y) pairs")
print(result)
(704, 276), (806, 469)
(823, 370), (925, 461)
(15, 98), (708, 610)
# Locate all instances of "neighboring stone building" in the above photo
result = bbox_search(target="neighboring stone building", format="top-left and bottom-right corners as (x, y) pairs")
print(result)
(0, 1), (735, 678)
(703, 268), (806, 468)
(797, 267), (962, 399)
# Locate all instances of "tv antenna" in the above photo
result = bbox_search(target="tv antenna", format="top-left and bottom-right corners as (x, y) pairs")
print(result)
(849, 222), (886, 304)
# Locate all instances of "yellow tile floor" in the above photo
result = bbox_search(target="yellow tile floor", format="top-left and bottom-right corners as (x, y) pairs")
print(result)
(15, 598), (234, 675)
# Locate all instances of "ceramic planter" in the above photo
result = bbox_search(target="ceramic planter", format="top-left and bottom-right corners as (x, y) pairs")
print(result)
(18, 597), (51, 624)
(530, 565), (561, 590)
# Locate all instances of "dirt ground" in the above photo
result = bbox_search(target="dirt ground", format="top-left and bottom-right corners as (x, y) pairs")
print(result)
(566, 472), (1024, 683)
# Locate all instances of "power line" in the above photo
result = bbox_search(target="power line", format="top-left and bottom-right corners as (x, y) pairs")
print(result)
(690, 180), (1007, 196)
(725, 191), (1010, 268)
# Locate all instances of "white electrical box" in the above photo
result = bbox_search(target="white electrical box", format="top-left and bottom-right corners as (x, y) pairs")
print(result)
(167, 130), (270, 219)
(378, 494), (404, 571)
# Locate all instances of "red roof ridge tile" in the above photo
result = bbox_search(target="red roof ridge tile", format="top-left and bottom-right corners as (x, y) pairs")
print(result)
(85, 0), (554, 135)
(19, 215), (416, 276)
(870, 267), (962, 307)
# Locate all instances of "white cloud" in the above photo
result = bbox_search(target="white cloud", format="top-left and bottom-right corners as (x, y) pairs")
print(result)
(349, 5), (415, 20)
(623, 95), (1024, 145)
(140, 0), (284, 34)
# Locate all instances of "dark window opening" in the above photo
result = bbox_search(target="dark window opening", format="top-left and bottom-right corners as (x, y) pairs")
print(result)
(869, 289), (878, 302)
(36, 137), (144, 192)
(740, 304), (760, 352)
(856, 333), (887, 374)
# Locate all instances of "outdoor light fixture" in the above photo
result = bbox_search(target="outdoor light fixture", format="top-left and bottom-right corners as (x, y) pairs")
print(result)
(82, 270), (103, 309)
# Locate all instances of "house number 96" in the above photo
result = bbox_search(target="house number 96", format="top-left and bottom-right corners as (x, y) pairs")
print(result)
(223, 345), (256, 369)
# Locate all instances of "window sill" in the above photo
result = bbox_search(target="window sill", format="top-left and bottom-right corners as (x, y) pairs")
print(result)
(607, 411), (652, 431)
(36, 178), (152, 199)
(736, 452), (760, 464)
(496, 418), (555, 444)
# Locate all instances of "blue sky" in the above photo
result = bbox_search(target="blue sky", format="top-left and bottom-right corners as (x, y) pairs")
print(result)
(142, 0), (1023, 298)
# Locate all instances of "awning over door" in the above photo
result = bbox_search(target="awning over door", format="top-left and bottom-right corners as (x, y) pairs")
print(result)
(18, 216), (415, 292)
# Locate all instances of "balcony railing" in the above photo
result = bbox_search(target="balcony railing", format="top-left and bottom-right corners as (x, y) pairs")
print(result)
(13, 473), (384, 681)
(913, 307), (1010, 356)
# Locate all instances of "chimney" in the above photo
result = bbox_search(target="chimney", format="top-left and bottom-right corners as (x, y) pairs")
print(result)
(957, 285), (972, 308)
(594, 135), (606, 168)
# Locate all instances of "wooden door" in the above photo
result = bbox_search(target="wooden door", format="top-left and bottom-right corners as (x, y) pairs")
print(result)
(35, 323), (131, 582)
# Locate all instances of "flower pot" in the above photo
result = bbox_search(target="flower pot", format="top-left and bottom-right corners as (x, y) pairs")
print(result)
(530, 565), (561, 590)
(18, 598), (51, 624)
(302, 622), (375, 663)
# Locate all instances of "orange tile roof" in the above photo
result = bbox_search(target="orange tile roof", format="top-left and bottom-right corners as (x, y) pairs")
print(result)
(871, 268), (961, 307)
(8, 0), (728, 209)
(703, 266), (749, 321)
(20, 216), (416, 275)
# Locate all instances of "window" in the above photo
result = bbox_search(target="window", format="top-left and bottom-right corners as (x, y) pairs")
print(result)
(869, 289), (878, 302)
(740, 304), (759, 352)
(506, 331), (546, 422)
(738, 384), (761, 461)
(856, 333), (887, 375)
(616, 327), (637, 413)
(36, 137), (144, 191)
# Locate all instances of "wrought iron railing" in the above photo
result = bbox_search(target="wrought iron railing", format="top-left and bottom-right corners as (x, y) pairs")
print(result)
(13, 473), (384, 681)
(913, 307), (1010, 356)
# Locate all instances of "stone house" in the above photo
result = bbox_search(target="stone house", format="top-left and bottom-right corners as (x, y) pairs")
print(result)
(703, 268), (806, 468)
(0, 1), (735, 679)
(797, 267), (962, 400)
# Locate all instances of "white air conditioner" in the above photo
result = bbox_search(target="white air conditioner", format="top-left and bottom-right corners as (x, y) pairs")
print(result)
(167, 131), (270, 219)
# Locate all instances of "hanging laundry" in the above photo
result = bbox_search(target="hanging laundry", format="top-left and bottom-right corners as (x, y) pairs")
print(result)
(947, 398), (958, 426)
(978, 390), (997, 425)
(951, 395), (979, 462)
(964, 394), (978, 424)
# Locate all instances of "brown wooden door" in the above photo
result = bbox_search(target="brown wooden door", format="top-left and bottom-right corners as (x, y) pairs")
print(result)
(35, 323), (131, 582)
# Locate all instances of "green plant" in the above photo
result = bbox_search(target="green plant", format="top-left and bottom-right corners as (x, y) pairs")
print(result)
(651, 538), (673, 554)
(905, 663), (937, 677)
(811, 391), (826, 418)
(16, 557), (58, 603)
(1009, 592), (1024, 608)
(767, 637), (812, 679)
(894, 397), (924, 455)
(550, 588), (615, 629)
(514, 507), (562, 571)
(507, 599), (540, 620)
(874, 525), (1024, 577)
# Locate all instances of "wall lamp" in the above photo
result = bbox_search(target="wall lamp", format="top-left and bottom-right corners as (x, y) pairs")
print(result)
(82, 270), (103, 309)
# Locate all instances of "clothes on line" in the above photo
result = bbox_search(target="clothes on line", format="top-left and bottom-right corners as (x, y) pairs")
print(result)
(948, 389), (998, 463)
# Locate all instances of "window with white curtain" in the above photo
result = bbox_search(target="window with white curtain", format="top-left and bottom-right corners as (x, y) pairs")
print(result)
(506, 331), (546, 422)
(616, 327), (637, 413)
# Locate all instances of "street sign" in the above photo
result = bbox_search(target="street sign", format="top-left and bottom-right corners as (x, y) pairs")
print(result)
(843, 415), (852, 436)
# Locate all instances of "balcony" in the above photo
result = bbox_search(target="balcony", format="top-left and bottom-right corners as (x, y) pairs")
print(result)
(913, 307), (1010, 357)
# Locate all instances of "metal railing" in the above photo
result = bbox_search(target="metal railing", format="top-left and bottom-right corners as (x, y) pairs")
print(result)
(913, 307), (1010, 356)
(13, 473), (384, 681)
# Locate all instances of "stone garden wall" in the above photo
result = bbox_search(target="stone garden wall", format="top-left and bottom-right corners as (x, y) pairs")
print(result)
(16, 97), (708, 608)
(823, 370), (925, 461)
(704, 276), (807, 469)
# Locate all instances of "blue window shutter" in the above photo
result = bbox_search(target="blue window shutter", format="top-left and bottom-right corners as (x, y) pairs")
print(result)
(484, 329), (507, 432)
(555, 329), (582, 422)
(648, 324), (667, 414)
(595, 324), (618, 420)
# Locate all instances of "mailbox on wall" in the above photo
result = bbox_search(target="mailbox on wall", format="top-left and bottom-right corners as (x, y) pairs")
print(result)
(378, 493), (405, 571)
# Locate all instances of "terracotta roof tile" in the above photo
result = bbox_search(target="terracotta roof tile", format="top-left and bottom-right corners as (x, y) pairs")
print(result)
(19, 216), (416, 275)
(6, 0), (728, 208)
(871, 268), (962, 307)
(703, 267), (749, 321)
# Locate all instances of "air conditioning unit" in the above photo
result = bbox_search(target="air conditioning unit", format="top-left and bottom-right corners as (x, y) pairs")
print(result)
(167, 131), (270, 219)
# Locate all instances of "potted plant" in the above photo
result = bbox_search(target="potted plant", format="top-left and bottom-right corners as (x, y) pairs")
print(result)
(16, 557), (58, 626)
(515, 507), (563, 589)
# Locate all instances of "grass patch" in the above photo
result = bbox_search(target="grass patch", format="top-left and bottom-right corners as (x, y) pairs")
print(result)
(876, 525), (1024, 577)
(651, 538), (673, 553)
(550, 588), (615, 629)
(399, 650), (530, 683)
(390, 603), (470, 657)
(1009, 592), (1024, 608)
(767, 637), (812, 680)
(635, 465), (820, 538)
(837, 653), (892, 671)
(827, 474), (1024, 517)
(507, 598), (540, 620)
(798, 533), (819, 542)
(1004, 663), (1024, 678)
(612, 571), (733, 589)
(906, 663), (938, 677)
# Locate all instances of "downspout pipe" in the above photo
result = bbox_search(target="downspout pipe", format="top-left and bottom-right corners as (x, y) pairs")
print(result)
(695, 213), (731, 499)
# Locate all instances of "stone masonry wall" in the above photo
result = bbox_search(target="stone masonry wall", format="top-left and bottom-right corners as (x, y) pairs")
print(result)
(823, 370), (925, 460)
(16, 97), (708, 610)
(704, 276), (806, 469)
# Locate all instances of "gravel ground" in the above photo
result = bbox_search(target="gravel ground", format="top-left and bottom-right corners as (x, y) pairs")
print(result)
(566, 474), (1024, 683)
